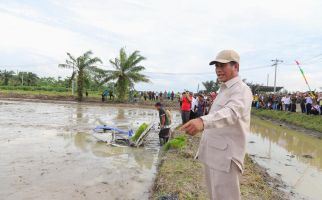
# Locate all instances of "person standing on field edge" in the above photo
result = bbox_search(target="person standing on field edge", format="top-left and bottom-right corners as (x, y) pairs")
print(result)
(305, 93), (313, 115)
(180, 50), (253, 200)
(181, 91), (191, 124)
(190, 92), (198, 120)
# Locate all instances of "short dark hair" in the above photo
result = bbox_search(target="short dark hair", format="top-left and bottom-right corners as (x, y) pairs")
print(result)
(229, 61), (239, 72)
(229, 61), (238, 66)
(155, 102), (162, 107)
(198, 93), (204, 98)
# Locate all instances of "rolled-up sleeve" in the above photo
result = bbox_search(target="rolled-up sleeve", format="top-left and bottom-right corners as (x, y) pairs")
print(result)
(201, 86), (252, 129)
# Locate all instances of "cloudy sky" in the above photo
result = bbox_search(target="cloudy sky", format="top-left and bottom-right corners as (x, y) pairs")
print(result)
(0, 0), (322, 92)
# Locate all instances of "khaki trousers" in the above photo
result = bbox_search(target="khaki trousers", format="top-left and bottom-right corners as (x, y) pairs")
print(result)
(204, 161), (241, 200)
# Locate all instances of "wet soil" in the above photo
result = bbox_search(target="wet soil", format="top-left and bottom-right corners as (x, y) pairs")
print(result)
(0, 100), (181, 200)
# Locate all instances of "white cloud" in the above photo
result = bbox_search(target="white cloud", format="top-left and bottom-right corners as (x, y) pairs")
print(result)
(0, 0), (321, 91)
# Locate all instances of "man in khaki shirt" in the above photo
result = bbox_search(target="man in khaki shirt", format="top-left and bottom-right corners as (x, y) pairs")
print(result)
(181, 50), (253, 200)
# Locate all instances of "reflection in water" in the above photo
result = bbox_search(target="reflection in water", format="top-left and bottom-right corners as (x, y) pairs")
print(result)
(249, 116), (322, 200)
(74, 132), (91, 152)
(251, 117), (322, 169)
(74, 132), (155, 170)
(75, 104), (90, 125)
(115, 108), (125, 120)
(76, 104), (83, 119)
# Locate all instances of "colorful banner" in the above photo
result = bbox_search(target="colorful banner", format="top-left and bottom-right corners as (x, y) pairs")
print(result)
(295, 60), (314, 97)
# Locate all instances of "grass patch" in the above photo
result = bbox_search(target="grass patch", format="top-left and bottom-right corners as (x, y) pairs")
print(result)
(164, 135), (187, 151)
(0, 85), (70, 92)
(152, 132), (207, 200)
(252, 109), (322, 133)
(131, 123), (148, 142)
(240, 155), (286, 200)
(0, 88), (102, 98)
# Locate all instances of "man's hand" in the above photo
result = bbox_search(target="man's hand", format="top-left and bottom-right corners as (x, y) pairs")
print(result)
(180, 118), (204, 136)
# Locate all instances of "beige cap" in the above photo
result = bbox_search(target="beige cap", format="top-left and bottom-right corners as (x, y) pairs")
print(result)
(209, 50), (240, 65)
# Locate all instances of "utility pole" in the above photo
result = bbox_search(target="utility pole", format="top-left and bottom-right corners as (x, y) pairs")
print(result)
(71, 63), (76, 95)
(271, 59), (283, 93)
(266, 73), (269, 87)
(72, 80), (75, 95)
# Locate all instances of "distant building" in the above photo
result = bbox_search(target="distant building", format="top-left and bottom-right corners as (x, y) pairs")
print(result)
(247, 84), (283, 94)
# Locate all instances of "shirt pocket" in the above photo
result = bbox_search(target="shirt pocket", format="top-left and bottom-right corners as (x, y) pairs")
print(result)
(208, 137), (228, 150)
(206, 137), (231, 172)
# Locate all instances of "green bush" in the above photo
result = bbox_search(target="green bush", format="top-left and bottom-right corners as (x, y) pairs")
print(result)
(0, 85), (70, 92)
(131, 123), (149, 142)
(164, 135), (187, 151)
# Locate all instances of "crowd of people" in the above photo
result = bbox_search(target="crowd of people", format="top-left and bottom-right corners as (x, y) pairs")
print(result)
(141, 91), (178, 101)
(179, 91), (218, 124)
(253, 92), (322, 115)
(102, 88), (322, 117)
(154, 90), (218, 145)
(101, 90), (180, 102)
(101, 89), (114, 101)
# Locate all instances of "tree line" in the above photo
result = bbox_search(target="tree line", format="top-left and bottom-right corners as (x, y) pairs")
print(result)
(0, 48), (150, 102)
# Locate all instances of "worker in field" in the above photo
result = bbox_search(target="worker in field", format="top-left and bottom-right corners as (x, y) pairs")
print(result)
(154, 102), (171, 146)
(180, 50), (253, 200)
(102, 89), (109, 102)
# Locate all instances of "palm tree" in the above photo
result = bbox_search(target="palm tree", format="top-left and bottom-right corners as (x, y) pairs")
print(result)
(202, 79), (220, 93)
(24, 72), (39, 86)
(59, 51), (102, 101)
(0, 70), (15, 85)
(61, 53), (77, 88)
(101, 48), (150, 101)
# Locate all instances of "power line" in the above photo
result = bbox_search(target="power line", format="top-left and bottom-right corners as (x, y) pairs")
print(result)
(301, 57), (322, 65)
(243, 65), (272, 71)
(143, 65), (272, 76)
(281, 53), (322, 66)
(301, 53), (322, 63)
(0, 62), (59, 67)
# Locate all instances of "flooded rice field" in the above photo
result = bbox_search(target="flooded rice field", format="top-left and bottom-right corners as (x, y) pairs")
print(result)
(248, 117), (322, 200)
(2, 99), (322, 200)
(0, 100), (180, 200)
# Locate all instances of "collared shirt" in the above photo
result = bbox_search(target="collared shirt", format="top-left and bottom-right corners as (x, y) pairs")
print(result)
(191, 97), (198, 112)
(200, 76), (253, 171)
(281, 96), (285, 103)
(318, 97), (322, 106)
(313, 105), (321, 114)
(305, 96), (313, 104)
(283, 96), (291, 104)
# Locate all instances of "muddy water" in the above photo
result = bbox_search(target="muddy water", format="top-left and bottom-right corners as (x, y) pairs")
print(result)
(0, 100), (181, 200)
(248, 116), (322, 200)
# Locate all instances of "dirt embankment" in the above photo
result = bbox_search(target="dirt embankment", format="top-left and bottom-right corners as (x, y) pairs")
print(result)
(151, 130), (289, 200)
(0, 92), (181, 109)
